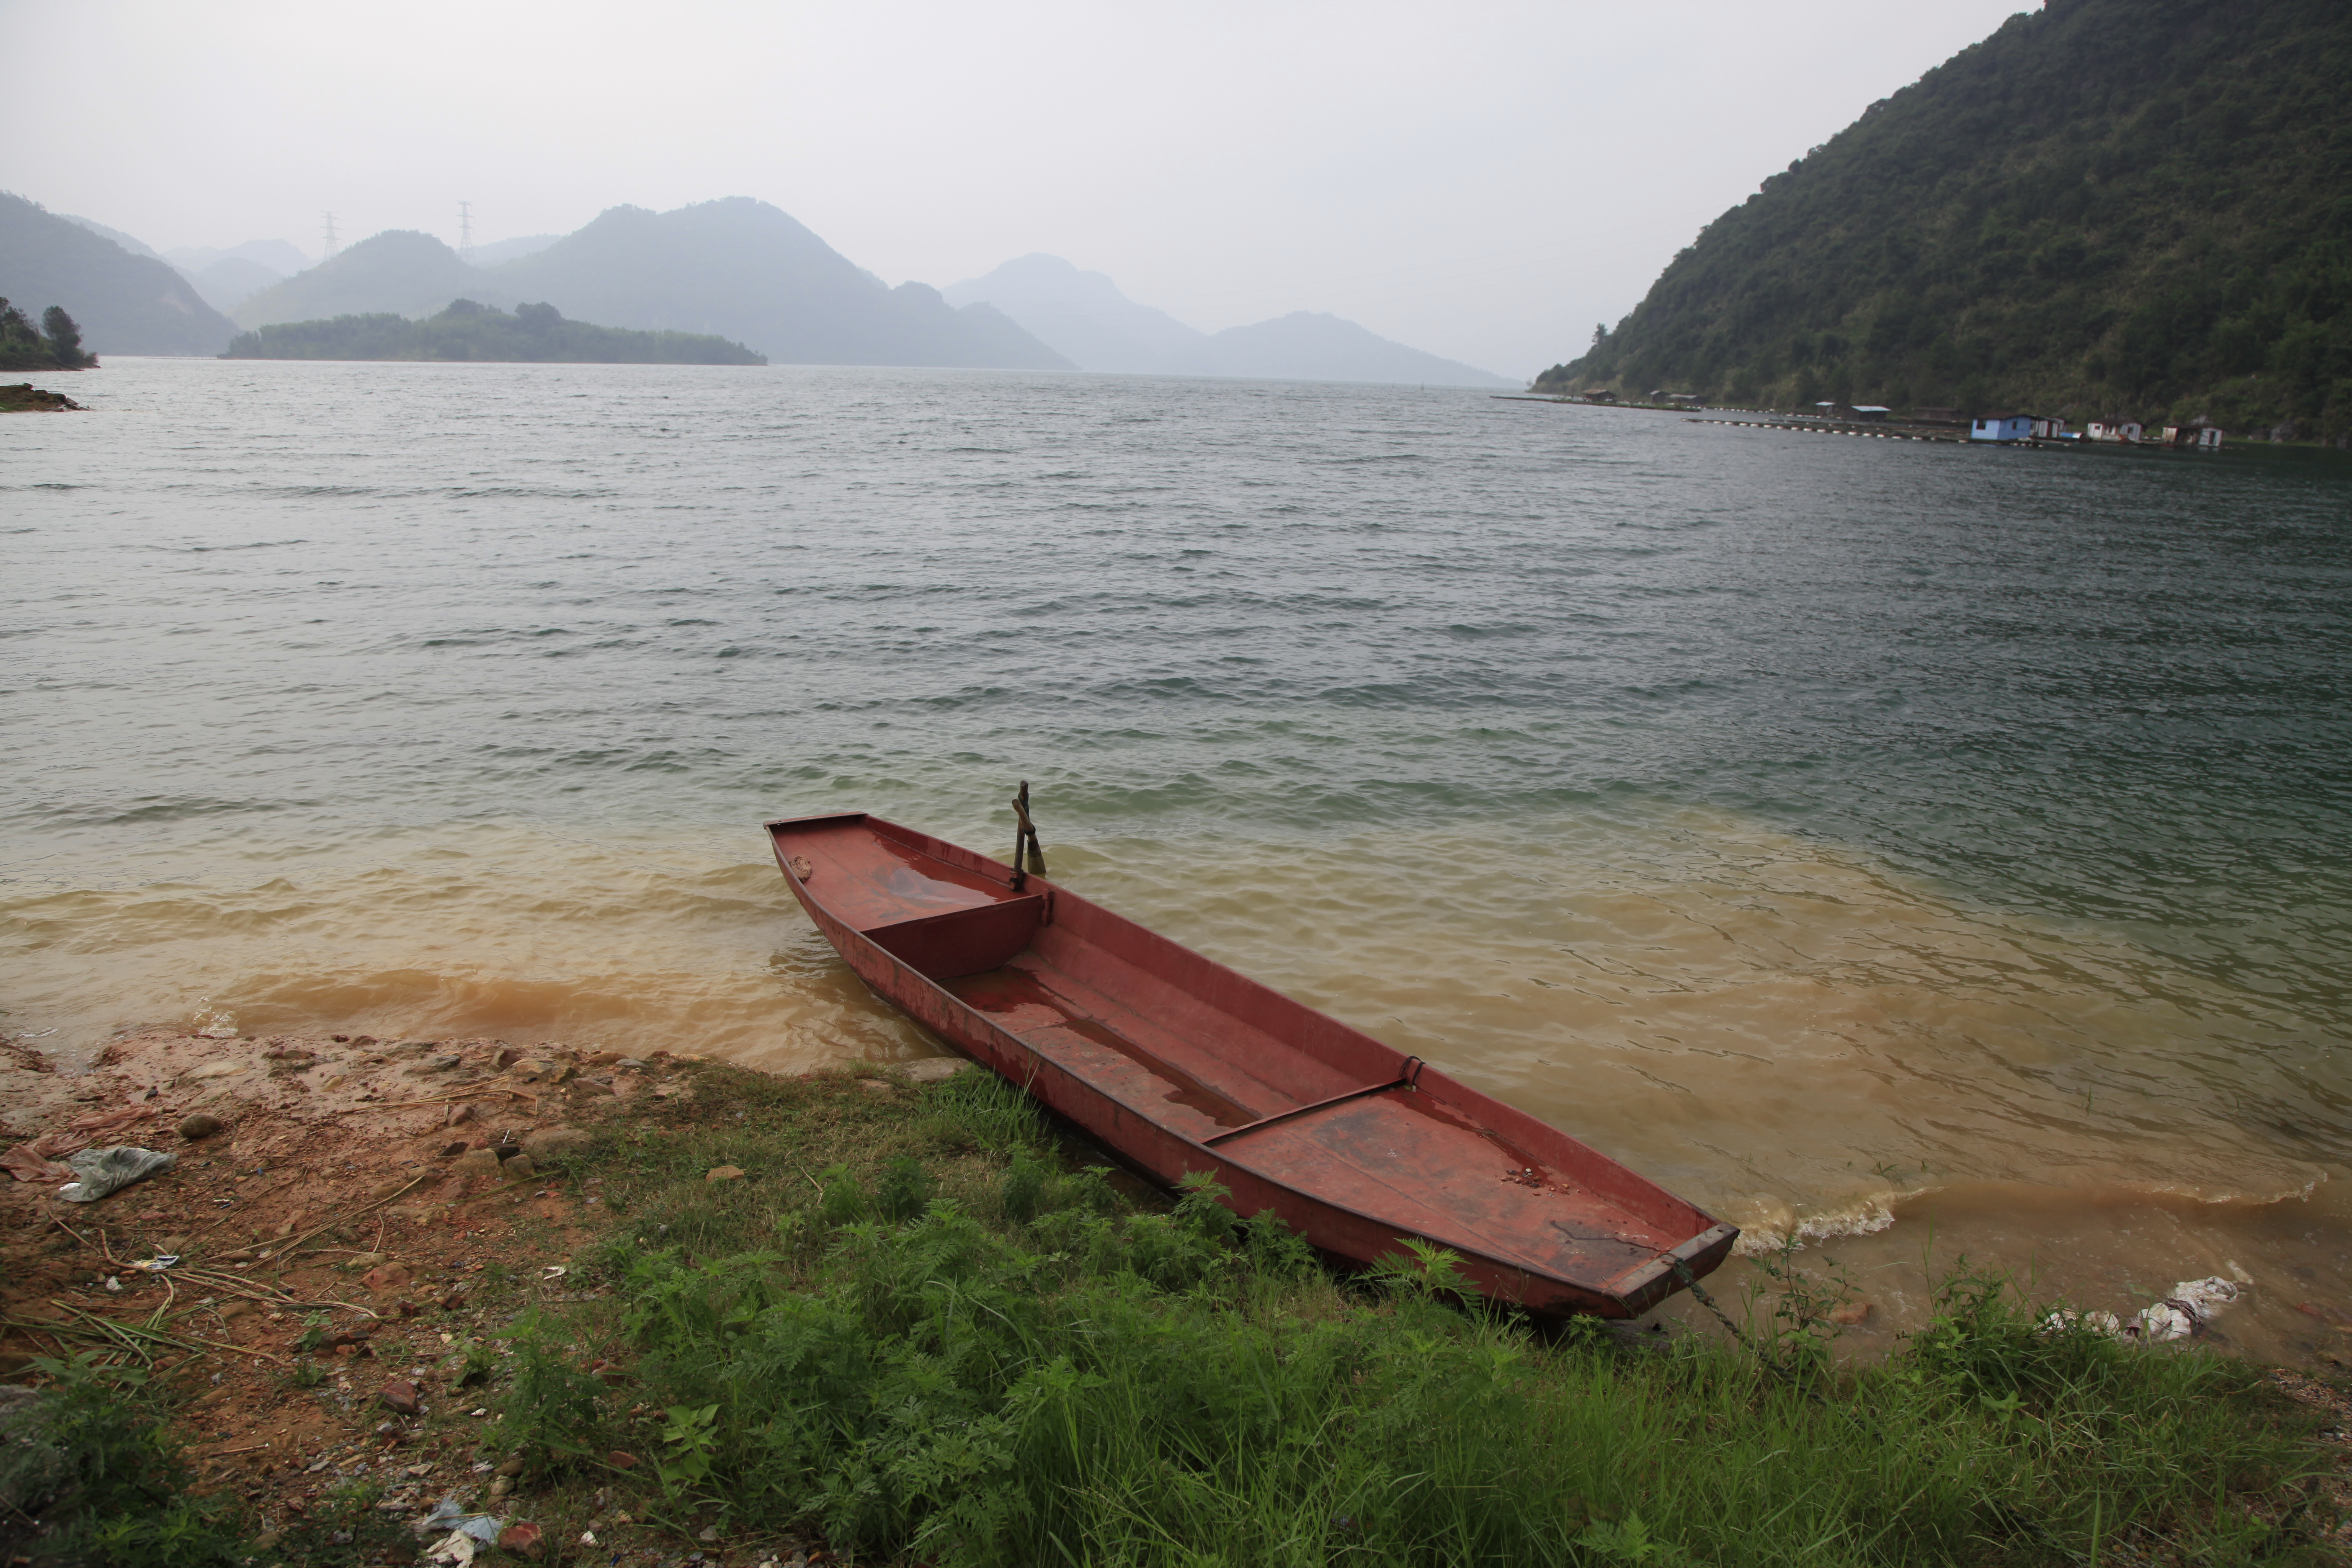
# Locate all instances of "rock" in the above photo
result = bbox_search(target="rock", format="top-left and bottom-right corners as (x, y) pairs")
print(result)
(185, 1061), (244, 1081)
(902, 1057), (971, 1084)
(445, 1103), (476, 1127)
(487, 1476), (512, 1501)
(379, 1378), (421, 1416)
(546, 1063), (578, 1085)
(858, 1079), (898, 1096)
(706, 1165), (745, 1183)
(520, 1127), (594, 1162)
(698, 1525), (720, 1543)
(582, 1052), (620, 1069)
(1829, 1302), (1872, 1327)
(493, 1045), (521, 1070)
(604, 1449), (637, 1470)
(495, 1522), (544, 1559)
(428, 1055), (462, 1073)
(495, 1457), (525, 1477)
(570, 1078), (615, 1098)
(176, 1112), (228, 1140)
(362, 1261), (413, 1293)
(451, 1148), (502, 1179)
(437, 1140), (472, 1158)
(500, 1154), (537, 1181)
(613, 1057), (647, 1073)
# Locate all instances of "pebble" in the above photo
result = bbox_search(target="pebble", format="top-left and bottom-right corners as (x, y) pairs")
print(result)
(177, 1112), (228, 1140)
(901, 1058), (971, 1084)
(497, 1521), (544, 1559)
(379, 1378), (420, 1416)
(706, 1165), (745, 1183)
(1830, 1302), (1873, 1326)
(521, 1126), (594, 1161)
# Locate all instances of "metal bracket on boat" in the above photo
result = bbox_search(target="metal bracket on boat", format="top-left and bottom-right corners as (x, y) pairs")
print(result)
(1400, 1055), (1425, 1089)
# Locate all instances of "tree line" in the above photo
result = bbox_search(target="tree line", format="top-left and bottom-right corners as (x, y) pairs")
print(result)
(0, 300), (96, 371)
(222, 298), (766, 365)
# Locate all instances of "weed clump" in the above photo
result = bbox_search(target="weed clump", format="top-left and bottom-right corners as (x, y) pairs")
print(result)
(489, 1065), (2330, 1568)
(0, 1354), (247, 1567)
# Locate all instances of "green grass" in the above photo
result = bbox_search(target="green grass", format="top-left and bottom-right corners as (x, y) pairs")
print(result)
(493, 1063), (2337, 1567)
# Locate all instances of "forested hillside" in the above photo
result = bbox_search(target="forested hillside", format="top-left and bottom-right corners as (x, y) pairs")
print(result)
(221, 299), (763, 364)
(0, 192), (237, 355)
(1535, 0), (2352, 443)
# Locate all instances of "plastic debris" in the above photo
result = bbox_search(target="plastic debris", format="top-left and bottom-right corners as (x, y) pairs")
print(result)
(418, 1498), (505, 1546)
(2044, 1276), (2241, 1343)
(129, 1254), (180, 1272)
(56, 1146), (177, 1203)
(425, 1532), (476, 1566)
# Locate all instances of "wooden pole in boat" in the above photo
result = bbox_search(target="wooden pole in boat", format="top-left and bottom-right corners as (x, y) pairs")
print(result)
(1010, 781), (1046, 889)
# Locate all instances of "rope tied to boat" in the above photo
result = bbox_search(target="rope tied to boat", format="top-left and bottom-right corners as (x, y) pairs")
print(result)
(1008, 781), (1047, 890)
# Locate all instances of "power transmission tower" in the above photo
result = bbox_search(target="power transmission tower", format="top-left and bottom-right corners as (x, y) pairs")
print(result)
(457, 201), (473, 258)
(321, 211), (339, 259)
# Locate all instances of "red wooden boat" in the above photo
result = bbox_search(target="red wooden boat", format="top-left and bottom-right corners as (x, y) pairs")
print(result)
(767, 812), (1737, 1316)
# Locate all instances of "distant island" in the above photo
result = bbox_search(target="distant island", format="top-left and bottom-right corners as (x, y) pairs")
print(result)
(220, 299), (765, 365)
(0, 299), (97, 371)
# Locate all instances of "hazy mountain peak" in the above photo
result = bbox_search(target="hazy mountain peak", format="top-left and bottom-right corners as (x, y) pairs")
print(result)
(59, 213), (160, 259)
(165, 238), (312, 275)
(946, 255), (1509, 385)
(233, 229), (495, 328)
(0, 193), (236, 353)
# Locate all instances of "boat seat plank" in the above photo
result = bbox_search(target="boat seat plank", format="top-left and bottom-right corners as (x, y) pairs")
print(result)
(791, 819), (1015, 932)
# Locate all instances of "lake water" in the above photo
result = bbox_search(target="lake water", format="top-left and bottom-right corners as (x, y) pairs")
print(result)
(6, 358), (2349, 1355)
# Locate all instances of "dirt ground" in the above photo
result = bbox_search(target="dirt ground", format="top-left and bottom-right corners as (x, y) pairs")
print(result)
(0, 1027), (820, 1567)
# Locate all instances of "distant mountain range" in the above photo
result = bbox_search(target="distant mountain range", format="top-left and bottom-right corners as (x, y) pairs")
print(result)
(224, 200), (1070, 370)
(3, 194), (238, 355)
(943, 254), (1510, 386)
(9, 193), (1502, 382)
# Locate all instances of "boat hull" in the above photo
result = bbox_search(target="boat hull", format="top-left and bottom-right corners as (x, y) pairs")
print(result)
(768, 812), (1735, 1317)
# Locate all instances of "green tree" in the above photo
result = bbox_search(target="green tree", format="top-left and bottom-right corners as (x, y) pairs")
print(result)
(41, 305), (85, 364)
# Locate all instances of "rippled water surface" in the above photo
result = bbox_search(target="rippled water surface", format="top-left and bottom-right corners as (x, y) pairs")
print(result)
(6, 358), (2350, 1353)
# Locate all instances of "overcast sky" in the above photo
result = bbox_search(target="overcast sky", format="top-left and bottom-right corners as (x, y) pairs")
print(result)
(11, 1), (2030, 377)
